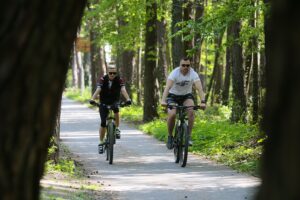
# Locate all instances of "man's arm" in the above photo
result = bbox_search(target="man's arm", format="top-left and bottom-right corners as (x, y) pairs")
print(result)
(194, 80), (205, 103)
(91, 88), (101, 100)
(121, 86), (130, 101)
(161, 79), (174, 105)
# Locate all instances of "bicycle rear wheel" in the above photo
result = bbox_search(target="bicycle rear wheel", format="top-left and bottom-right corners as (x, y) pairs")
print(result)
(107, 122), (115, 164)
(173, 124), (180, 163)
(179, 123), (189, 167)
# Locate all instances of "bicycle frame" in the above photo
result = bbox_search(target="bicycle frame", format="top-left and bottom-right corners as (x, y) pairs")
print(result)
(92, 102), (129, 164)
(169, 104), (200, 167)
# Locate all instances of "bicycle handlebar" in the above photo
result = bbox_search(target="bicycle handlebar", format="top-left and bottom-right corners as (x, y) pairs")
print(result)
(167, 104), (201, 110)
(89, 101), (130, 109)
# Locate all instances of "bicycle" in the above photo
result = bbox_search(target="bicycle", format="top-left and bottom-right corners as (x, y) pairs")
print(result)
(92, 102), (129, 164)
(168, 104), (200, 167)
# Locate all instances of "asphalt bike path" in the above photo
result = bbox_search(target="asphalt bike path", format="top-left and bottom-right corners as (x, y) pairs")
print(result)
(60, 97), (260, 200)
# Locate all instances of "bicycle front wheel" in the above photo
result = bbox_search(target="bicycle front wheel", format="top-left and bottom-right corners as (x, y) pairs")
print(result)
(107, 122), (115, 164)
(173, 124), (180, 163)
(179, 123), (189, 167)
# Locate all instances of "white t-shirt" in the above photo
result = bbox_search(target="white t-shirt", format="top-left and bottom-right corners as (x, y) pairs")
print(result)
(168, 67), (200, 95)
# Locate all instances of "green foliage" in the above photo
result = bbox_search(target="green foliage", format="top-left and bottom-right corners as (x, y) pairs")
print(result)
(64, 88), (91, 105)
(84, 0), (146, 51)
(120, 105), (143, 122)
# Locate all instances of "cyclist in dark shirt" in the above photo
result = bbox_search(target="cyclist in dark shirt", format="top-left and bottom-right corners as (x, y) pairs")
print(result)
(90, 66), (131, 154)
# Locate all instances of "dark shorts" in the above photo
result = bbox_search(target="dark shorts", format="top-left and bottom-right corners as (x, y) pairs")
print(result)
(166, 93), (194, 106)
(99, 103), (119, 127)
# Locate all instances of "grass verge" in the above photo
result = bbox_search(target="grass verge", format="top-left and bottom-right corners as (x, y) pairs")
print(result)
(41, 144), (103, 200)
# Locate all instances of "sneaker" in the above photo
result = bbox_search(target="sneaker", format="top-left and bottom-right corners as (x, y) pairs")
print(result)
(98, 143), (104, 154)
(115, 128), (121, 139)
(167, 135), (174, 149)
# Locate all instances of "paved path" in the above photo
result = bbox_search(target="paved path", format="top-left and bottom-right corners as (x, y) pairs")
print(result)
(60, 97), (260, 200)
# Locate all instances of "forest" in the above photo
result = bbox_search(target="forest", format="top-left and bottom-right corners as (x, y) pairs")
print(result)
(1, 0), (299, 199)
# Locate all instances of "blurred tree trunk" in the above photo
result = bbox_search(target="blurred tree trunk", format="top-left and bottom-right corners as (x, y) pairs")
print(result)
(193, 0), (205, 72)
(231, 19), (246, 123)
(0, 1), (86, 199)
(183, 0), (193, 58)
(251, 0), (259, 123)
(143, 0), (158, 122)
(222, 26), (233, 105)
(72, 47), (79, 88)
(157, 14), (168, 94)
(122, 50), (134, 98)
(171, 0), (184, 68)
(257, 0), (300, 199)
(90, 31), (106, 94)
(213, 33), (224, 104)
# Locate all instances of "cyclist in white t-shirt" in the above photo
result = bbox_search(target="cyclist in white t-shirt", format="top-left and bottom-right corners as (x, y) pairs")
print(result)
(161, 57), (206, 149)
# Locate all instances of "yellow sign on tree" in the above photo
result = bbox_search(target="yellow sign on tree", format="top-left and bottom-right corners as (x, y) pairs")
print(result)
(75, 37), (90, 52)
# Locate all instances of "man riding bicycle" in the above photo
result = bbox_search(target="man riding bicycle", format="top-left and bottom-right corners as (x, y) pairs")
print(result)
(161, 57), (206, 149)
(90, 65), (131, 154)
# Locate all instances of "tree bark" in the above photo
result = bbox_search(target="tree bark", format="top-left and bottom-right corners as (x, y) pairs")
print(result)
(171, 0), (184, 68)
(121, 50), (134, 98)
(257, 0), (300, 198)
(231, 20), (247, 122)
(0, 1), (86, 199)
(143, 0), (158, 122)
(222, 26), (233, 105)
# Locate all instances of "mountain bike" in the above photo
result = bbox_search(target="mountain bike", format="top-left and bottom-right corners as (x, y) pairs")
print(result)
(168, 104), (200, 167)
(93, 102), (129, 164)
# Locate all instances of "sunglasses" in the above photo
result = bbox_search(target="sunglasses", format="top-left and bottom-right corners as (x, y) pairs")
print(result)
(181, 64), (190, 68)
(109, 72), (117, 75)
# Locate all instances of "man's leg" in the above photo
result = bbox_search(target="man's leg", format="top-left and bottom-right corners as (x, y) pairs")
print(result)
(167, 109), (177, 136)
(98, 105), (108, 153)
(183, 98), (195, 145)
(166, 108), (176, 149)
(99, 126), (106, 142)
(114, 112), (121, 139)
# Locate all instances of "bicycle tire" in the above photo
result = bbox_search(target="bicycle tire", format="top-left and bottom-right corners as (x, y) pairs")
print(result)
(179, 123), (189, 167)
(105, 137), (109, 161)
(173, 124), (180, 163)
(107, 122), (115, 164)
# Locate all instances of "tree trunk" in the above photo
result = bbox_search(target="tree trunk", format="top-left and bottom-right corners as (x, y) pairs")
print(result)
(183, 0), (193, 58)
(213, 33), (224, 104)
(157, 17), (168, 92)
(0, 1), (86, 199)
(171, 0), (184, 68)
(193, 0), (205, 72)
(257, 0), (300, 199)
(72, 47), (79, 88)
(222, 26), (233, 105)
(75, 50), (85, 93)
(136, 35), (143, 106)
(121, 50), (134, 98)
(143, 0), (158, 122)
(231, 20), (247, 123)
(90, 30), (103, 94)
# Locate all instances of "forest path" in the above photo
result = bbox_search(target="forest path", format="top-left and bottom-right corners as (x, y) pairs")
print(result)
(60, 97), (260, 200)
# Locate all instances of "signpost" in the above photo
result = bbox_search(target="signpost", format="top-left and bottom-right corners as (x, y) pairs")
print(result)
(75, 37), (90, 52)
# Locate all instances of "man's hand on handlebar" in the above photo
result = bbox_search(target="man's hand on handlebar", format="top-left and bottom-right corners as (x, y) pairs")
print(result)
(89, 99), (97, 105)
(126, 99), (132, 106)
(161, 101), (168, 107)
(200, 100), (206, 110)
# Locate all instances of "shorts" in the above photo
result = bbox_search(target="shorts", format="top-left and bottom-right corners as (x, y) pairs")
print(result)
(166, 93), (194, 105)
(99, 103), (119, 127)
